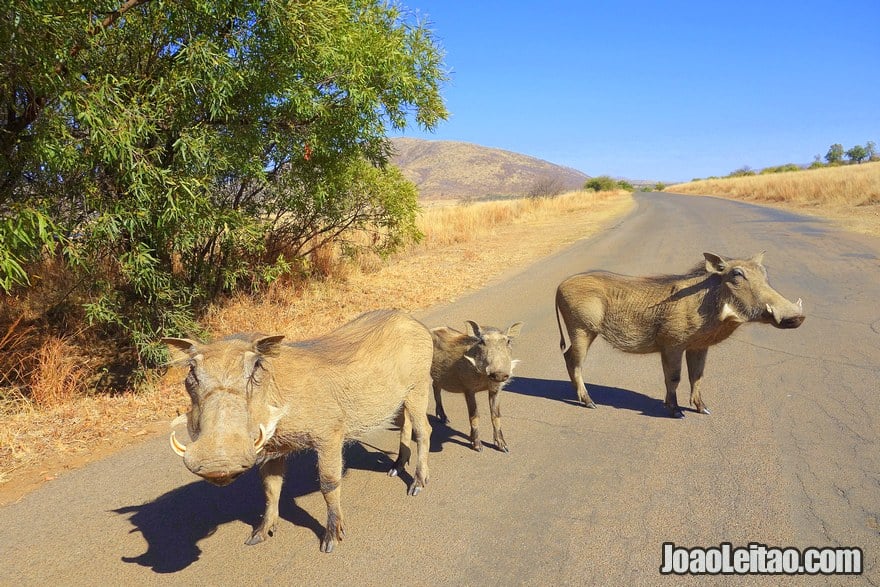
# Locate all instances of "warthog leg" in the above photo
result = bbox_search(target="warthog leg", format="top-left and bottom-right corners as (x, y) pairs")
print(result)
(563, 329), (598, 408)
(389, 409), (412, 478)
(488, 388), (508, 453)
(464, 390), (482, 452)
(389, 389), (431, 496)
(433, 382), (448, 423)
(660, 348), (685, 418)
(246, 456), (287, 546)
(686, 348), (711, 415)
(318, 431), (346, 553)
(406, 386), (432, 496)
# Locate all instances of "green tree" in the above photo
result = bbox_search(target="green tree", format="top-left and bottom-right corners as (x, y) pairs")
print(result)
(825, 143), (845, 164)
(846, 145), (868, 164)
(1, 0), (447, 375)
(865, 141), (877, 161)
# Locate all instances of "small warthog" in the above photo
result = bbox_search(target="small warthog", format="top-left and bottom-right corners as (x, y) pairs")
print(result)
(163, 309), (433, 552)
(430, 321), (523, 452)
(555, 252), (805, 417)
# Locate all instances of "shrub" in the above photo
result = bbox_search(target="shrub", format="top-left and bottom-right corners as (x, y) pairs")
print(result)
(728, 166), (756, 178)
(584, 176), (634, 192)
(760, 164), (802, 174)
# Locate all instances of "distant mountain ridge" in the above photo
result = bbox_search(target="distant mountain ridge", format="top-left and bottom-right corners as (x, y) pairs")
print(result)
(390, 138), (590, 200)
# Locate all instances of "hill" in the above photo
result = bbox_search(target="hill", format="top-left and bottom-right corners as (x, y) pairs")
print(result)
(390, 138), (589, 201)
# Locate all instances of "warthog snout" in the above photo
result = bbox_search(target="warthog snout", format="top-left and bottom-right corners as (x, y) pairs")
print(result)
(765, 298), (805, 329)
(197, 467), (248, 486)
(489, 371), (510, 383)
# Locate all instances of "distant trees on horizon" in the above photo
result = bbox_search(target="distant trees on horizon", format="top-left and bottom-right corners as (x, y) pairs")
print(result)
(690, 140), (878, 182)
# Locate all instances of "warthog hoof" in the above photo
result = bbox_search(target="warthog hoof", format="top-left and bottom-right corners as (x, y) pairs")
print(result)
(320, 523), (345, 553)
(585, 401), (597, 409)
(670, 409), (685, 419)
(387, 467), (399, 477)
(700, 407), (711, 415)
(472, 440), (483, 452)
(245, 524), (276, 546)
(407, 483), (423, 496)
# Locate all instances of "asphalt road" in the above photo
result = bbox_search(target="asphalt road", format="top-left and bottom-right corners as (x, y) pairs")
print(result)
(1, 192), (878, 586)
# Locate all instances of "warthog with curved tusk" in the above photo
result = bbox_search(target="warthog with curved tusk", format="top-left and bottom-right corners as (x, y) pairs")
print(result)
(555, 252), (805, 417)
(430, 321), (523, 452)
(163, 309), (433, 552)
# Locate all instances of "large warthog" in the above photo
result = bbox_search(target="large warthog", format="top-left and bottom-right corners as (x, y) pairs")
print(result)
(430, 321), (523, 452)
(163, 309), (433, 552)
(555, 252), (805, 417)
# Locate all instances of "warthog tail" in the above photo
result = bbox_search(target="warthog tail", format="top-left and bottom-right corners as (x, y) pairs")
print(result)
(555, 287), (569, 353)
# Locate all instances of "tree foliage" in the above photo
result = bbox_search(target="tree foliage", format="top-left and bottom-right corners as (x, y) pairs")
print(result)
(825, 143), (845, 165)
(1, 0), (447, 374)
(845, 145), (868, 164)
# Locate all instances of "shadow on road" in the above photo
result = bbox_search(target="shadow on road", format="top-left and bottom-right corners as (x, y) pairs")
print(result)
(507, 376), (677, 418)
(113, 442), (395, 574)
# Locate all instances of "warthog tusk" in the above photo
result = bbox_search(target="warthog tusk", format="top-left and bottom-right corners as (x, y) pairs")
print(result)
(170, 432), (187, 457)
(766, 303), (783, 324)
(797, 297), (803, 309)
(254, 423), (269, 453)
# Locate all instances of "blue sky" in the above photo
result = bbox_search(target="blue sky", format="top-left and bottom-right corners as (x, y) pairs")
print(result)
(391, 1), (880, 182)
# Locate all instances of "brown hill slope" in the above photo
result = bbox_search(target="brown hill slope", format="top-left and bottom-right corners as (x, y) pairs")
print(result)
(390, 137), (589, 200)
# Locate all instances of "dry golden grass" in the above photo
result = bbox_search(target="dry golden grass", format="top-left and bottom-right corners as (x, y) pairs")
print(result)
(0, 189), (633, 502)
(667, 162), (880, 236)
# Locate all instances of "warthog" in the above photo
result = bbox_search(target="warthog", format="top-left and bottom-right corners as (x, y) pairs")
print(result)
(555, 252), (805, 417)
(163, 309), (433, 552)
(430, 321), (523, 452)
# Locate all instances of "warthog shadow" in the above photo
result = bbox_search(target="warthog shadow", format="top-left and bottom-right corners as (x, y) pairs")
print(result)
(427, 412), (484, 452)
(506, 376), (680, 418)
(114, 442), (395, 574)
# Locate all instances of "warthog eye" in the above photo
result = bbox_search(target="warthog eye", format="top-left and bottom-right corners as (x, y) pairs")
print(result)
(247, 358), (266, 391)
(731, 268), (746, 279)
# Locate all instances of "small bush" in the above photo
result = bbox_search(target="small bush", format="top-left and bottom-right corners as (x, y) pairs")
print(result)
(528, 176), (567, 199)
(584, 176), (634, 192)
(728, 166), (756, 178)
(760, 164), (802, 174)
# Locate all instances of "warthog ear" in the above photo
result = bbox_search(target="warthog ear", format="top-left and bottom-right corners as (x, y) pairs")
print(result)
(751, 251), (766, 265)
(465, 320), (483, 339)
(162, 337), (200, 355)
(506, 322), (523, 339)
(254, 335), (285, 355)
(703, 252), (728, 273)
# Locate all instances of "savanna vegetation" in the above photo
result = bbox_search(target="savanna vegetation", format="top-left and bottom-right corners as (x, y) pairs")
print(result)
(1, 0), (447, 401)
(666, 160), (880, 236)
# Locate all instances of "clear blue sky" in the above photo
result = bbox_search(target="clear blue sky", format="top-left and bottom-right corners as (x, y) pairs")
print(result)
(391, 1), (880, 183)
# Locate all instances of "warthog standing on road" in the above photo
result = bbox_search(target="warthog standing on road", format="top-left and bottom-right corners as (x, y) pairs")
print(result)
(430, 321), (523, 452)
(163, 309), (433, 552)
(555, 252), (805, 417)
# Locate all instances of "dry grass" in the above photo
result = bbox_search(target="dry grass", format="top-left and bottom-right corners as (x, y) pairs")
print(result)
(667, 162), (880, 236)
(0, 189), (633, 502)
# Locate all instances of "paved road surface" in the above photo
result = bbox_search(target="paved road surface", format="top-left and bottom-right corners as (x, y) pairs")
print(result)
(1, 193), (878, 585)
